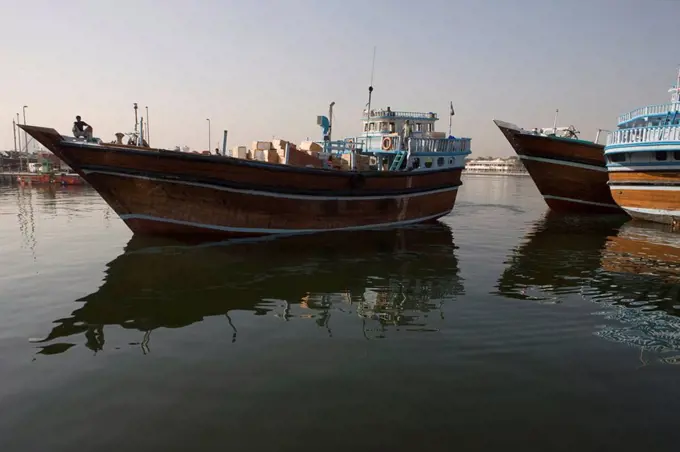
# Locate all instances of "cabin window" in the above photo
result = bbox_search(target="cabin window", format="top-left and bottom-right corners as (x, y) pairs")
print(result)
(415, 123), (422, 132)
(674, 151), (680, 160)
(609, 153), (626, 163)
(380, 122), (388, 132)
(412, 158), (420, 169)
(363, 123), (368, 132)
(427, 123), (434, 132)
(437, 157), (445, 167)
(449, 158), (453, 165)
(655, 151), (668, 161)
(389, 122), (395, 132)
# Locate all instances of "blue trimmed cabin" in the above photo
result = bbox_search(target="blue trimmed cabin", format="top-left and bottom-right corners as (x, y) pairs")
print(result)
(317, 105), (471, 173)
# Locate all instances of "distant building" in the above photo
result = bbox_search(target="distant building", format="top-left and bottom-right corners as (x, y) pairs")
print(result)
(463, 156), (528, 176)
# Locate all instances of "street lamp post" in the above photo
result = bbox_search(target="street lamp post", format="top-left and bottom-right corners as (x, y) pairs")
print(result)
(16, 113), (22, 171)
(207, 118), (211, 152)
(22, 105), (28, 152)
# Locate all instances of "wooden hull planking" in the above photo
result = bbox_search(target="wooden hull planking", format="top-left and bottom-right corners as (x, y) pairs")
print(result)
(608, 171), (680, 226)
(21, 125), (463, 238)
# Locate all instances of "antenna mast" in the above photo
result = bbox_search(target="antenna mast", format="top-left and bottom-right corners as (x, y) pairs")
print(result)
(366, 46), (376, 122)
(671, 65), (680, 103)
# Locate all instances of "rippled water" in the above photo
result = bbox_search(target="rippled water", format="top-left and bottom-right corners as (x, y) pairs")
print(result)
(1, 176), (679, 451)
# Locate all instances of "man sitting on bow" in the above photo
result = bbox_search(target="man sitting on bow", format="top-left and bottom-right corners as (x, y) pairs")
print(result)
(72, 115), (93, 140)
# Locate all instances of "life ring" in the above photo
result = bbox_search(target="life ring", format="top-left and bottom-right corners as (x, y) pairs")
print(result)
(346, 139), (355, 150)
(381, 136), (393, 150)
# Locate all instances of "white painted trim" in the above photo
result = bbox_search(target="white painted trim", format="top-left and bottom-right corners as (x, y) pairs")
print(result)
(120, 211), (452, 234)
(622, 206), (680, 216)
(542, 195), (620, 208)
(610, 184), (680, 191)
(607, 165), (680, 172)
(81, 169), (459, 201)
(518, 155), (607, 172)
(605, 143), (680, 153)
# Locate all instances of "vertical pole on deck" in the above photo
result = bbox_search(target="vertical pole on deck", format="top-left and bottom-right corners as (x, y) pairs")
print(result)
(138, 118), (144, 146)
(12, 119), (18, 153)
(222, 130), (228, 156)
(16, 113), (22, 172)
(145, 106), (150, 146)
(328, 102), (335, 142)
(206, 118), (211, 153)
(552, 109), (559, 135)
(448, 101), (454, 137)
(284, 142), (290, 164)
(595, 129), (602, 144)
(134, 103), (138, 134)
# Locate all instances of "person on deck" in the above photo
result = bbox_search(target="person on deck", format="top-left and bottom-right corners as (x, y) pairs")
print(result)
(72, 116), (93, 139)
(401, 119), (412, 150)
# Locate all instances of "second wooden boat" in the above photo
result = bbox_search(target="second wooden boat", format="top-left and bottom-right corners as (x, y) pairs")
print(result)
(494, 119), (622, 214)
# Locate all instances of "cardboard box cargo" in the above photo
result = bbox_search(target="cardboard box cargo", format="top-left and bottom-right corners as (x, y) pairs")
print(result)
(341, 153), (371, 171)
(252, 141), (272, 151)
(299, 141), (323, 153)
(277, 147), (324, 168)
(267, 149), (280, 163)
(230, 146), (247, 159)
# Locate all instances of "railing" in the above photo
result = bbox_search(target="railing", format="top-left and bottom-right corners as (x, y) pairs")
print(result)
(606, 125), (680, 146)
(318, 136), (471, 154)
(363, 110), (438, 120)
(617, 102), (680, 124)
(408, 137), (471, 153)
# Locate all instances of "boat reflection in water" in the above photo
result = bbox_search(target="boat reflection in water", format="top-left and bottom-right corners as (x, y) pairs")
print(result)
(495, 211), (626, 302)
(496, 212), (680, 364)
(35, 222), (464, 355)
(590, 221), (680, 365)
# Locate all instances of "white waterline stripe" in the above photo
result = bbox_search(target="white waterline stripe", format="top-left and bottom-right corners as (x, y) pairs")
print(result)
(543, 195), (620, 208)
(609, 184), (680, 191)
(81, 169), (459, 201)
(622, 206), (680, 216)
(120, 211), (452, 234)
(519, 155), (607, 172)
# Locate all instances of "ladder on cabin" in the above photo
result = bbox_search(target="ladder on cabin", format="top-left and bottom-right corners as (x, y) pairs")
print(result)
(658, 110), (678, 140)
(661, 110), (677, 126)
(389, 150), (407, 171)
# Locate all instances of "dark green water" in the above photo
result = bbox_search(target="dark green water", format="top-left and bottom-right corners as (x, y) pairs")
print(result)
(1, 176), (679, 451)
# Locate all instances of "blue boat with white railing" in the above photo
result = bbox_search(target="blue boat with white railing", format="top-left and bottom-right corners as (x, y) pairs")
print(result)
(317, 103), (471, 172)
(315, 102), (471, 174)
(604, 68), (680, 227)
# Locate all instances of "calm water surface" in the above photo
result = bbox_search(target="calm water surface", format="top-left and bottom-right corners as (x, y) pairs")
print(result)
(1, 176), (679, 451)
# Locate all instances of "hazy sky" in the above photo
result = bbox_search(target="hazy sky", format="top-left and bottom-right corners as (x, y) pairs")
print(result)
(2, 0), (679, 156)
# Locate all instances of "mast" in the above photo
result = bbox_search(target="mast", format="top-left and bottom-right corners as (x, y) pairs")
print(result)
(552, 109), (559, 134)
(670, 65), (680, 103)
(365, 46), (376, 149)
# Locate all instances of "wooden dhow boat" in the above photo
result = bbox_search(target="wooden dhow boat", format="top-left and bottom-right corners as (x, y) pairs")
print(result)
(493, 119), (621, 214)
(20, 101), (471, 239)
(604, 68), (680, 228)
